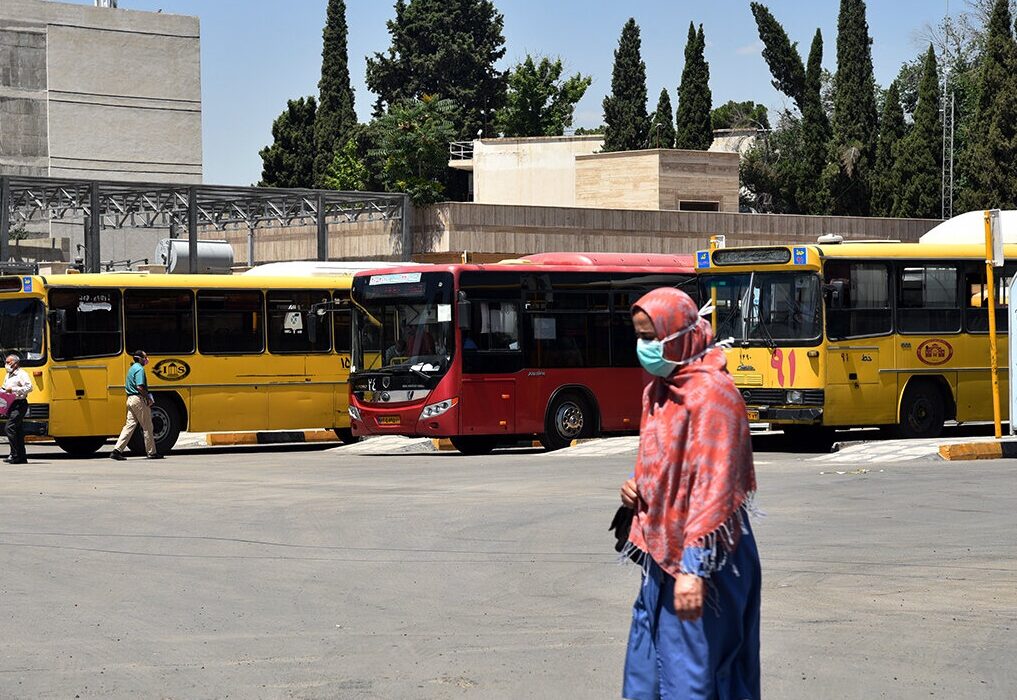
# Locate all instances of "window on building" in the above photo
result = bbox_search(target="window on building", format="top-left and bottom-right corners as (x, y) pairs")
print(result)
(678, 200), (720, 212)
(124, 289), (194, 355)
(197, 290), (264, 354)
(49, 288), (122, 360)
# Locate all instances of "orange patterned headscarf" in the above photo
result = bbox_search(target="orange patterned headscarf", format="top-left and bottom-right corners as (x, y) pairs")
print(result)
(628, 287), (756, 578)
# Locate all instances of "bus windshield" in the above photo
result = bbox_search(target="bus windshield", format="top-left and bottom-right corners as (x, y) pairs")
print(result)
(0, 299), (45, 364)
(351, 272), (454, 378)
(700, 271), (822, 345)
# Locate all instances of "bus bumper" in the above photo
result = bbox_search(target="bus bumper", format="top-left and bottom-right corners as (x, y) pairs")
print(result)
(750, 407), (823, 424)
(0, 420), (48, 436)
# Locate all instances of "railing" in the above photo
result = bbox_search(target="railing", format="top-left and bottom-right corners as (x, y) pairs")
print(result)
(449, 141), (474, 160)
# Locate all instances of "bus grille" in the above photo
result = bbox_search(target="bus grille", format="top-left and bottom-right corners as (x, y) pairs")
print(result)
(739, 389), (824, 406)
(26, 404), (49, 419)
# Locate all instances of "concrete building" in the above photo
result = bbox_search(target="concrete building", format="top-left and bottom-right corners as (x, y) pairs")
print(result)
(1, 0), (202, 182)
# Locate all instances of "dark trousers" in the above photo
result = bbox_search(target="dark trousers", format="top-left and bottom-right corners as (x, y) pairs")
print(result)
(5, 399), (27, 461)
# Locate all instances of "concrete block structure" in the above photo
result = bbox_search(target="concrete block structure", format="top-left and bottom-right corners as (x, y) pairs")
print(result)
(1, 0), (202, 182)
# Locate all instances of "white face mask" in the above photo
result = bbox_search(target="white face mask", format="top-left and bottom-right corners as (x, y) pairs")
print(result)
(5, 363), (14, 373)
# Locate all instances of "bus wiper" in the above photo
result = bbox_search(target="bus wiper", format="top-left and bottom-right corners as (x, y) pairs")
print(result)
(754, 314), (777, 349)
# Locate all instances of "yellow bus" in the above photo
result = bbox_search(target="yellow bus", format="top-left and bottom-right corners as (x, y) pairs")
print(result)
(695, 241), (1015, 441)
(0, 267), (360, 456)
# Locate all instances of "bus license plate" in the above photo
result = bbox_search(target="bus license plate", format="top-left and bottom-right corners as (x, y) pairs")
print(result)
(746, 409), (760, 421)
(378, 416), (401, 425)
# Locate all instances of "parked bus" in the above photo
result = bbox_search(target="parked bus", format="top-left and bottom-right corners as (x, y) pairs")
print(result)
(346, 253), (696, 454)
(0, 267), (366, 456)
(695, 240), (1017, 442)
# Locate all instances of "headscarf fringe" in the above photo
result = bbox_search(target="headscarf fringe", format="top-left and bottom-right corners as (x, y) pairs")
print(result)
(686, 499), (759, 579)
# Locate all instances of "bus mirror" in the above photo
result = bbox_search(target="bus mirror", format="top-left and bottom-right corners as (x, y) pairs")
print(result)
(457, 300), (472, 330)
(48, 309), (66, 334)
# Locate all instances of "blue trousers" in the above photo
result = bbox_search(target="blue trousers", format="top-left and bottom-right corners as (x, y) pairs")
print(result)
(622, 519), (761, 700)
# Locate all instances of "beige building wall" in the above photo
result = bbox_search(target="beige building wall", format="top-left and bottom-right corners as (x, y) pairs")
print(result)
(576, 149), (739, 212)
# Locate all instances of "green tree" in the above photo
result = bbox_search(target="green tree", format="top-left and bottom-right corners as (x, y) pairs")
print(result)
(797, 29), (831, 213)
(602, 18), (649, 152)
(323, 137), (369, 191)
(495, 55), (592, 137)
(750, 2), (807, 112)
(365, 0), (507, 140)
(823, 0), (879, 216)
(740, 113), (806, 213)
(674, 23), (713, 150)
(650, 88), (676, 148)
(372, 95), (458, 205)
(711, 100), (770, 130)
(870, 81), (906, 217)
(958, 0), (1017, 210)
(314, 0), (358, 186)
(258, 96), (317, 188)
(891, 46), (943, 218)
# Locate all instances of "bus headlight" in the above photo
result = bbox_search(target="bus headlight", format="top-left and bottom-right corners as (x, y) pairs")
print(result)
(420, 397), (458, 420)
(348, 405), (362, 421)
(786, 390), (804, 404)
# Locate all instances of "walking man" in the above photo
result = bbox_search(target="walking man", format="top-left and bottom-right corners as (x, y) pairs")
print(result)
(110, 350), (162, 460)
(3, 354), (33, 464)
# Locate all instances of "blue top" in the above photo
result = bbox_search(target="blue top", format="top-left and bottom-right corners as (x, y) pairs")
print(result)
(125, 362), (146, 396)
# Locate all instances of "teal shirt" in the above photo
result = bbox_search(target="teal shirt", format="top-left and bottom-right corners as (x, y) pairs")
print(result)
(125, 362), (147, 396)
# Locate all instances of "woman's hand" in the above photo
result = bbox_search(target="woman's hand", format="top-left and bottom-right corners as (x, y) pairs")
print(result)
(620, 478), (639, 508)
(674, 574), (704, 621)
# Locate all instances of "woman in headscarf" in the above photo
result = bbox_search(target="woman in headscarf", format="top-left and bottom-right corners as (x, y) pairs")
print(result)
(619, 287), (761, 700)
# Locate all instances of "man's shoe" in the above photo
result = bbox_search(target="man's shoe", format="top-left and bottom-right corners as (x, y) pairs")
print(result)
(146, 453), (163, 460)
(4, 457), (12, 464)
(8, 458), (26, 464)
(109, 450), (126, 461)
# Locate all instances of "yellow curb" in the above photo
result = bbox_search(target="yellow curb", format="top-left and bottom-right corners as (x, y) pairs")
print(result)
(432, 438), (456, 451)
(25, 435), (56, 444)
(939, 442), (1004, 461)
(206, 430), (339, 446)
(207, 432), (258, 446)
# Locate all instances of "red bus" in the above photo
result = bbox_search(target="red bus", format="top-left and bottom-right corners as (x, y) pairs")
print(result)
(347, 253), (696, 454)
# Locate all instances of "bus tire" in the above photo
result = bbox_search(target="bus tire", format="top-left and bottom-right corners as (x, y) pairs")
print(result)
(449, 436), (498, 455)
(541, 392), (593, 451)
(55, 436), (107, 458)
(894, 380), (946, 439)
(128, 395), (182, 455)
(334, 428), (361, 445)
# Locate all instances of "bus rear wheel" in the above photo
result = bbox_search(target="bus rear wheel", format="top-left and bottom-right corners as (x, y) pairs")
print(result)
(334, 428), (361, 445)
(540, 392), (593, 451)
(128, 395), (182, 455)
(450, 436), (498, 455)
(894, 380), (946, 439)
(55, 436), (107, 458)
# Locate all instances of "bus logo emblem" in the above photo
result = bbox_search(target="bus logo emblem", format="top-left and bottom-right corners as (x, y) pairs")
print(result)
(793, 247), (807, 265)
(696, 251), (710, 269)
(152, 359), (190, 381)
(916, 339), (953, 366)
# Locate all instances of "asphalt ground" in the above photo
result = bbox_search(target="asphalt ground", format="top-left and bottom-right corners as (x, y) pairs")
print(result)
(1, 435), (1015, 699)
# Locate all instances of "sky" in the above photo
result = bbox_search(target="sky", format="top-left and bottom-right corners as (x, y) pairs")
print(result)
(69, 0), (956, 186)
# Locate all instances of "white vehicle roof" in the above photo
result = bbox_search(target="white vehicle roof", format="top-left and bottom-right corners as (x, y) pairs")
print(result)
(919, 210), (1017, 244)
(242, 260), (414, 276)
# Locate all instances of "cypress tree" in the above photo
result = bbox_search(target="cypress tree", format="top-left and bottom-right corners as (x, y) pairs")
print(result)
(258, 97), (317, 188)
(892, 47), (942, 218)
(957, 0), (1017, 210)
(797, 29), (831, 213)
(870, 81), (906, 217)
(750, 2), (807, 112)
(675, 24), (714, 150)
(824, 0), (879, 216)
(650, 88), (676, 148)
(314, 0), (358, 187)
(602, 18), (649, 152)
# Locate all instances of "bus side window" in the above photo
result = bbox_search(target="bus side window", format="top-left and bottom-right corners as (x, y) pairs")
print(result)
(267, 290), (331, 354)
(963, 263), (1014, 334)
(197, 290), (265, 354)
(49, 288), (123, 360)
(124, 289), (195, 355)
(824, 262), (891, 340)
(897, 264), (960, 334)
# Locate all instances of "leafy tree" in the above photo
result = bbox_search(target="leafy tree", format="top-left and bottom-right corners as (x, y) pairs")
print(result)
(574, 126), (605, 135)
(891, 46), (943, 218)
(750, 2), (807, 112)
(602, 18), (649, 152)
(797, 29), (831, 213)
(712, 100), (770, 130)
(823, 0), (879, 216)
(495, 55), (592, 137)
(365, 0), (507, 140)
(740, 112), (806, 213)
(372, 95), (458, 205)
(870, 81), (906, 217)
(323, 137), (369, 191)
(314, 0), (358, 186)
(674, 24), (713, 150)
(258, 96), (317, 189)
(649, 88), (676, 148)
(958, 0), (1017, 210)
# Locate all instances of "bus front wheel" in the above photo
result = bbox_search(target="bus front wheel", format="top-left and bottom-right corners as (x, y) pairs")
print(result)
(334, 428), (361, 445)
(541, 392), (593, 451)
(55, 436), (107, 458)
(128, 395), (182, 455)
(450, 436), (498, 455)
(894, 380), (946, 439)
